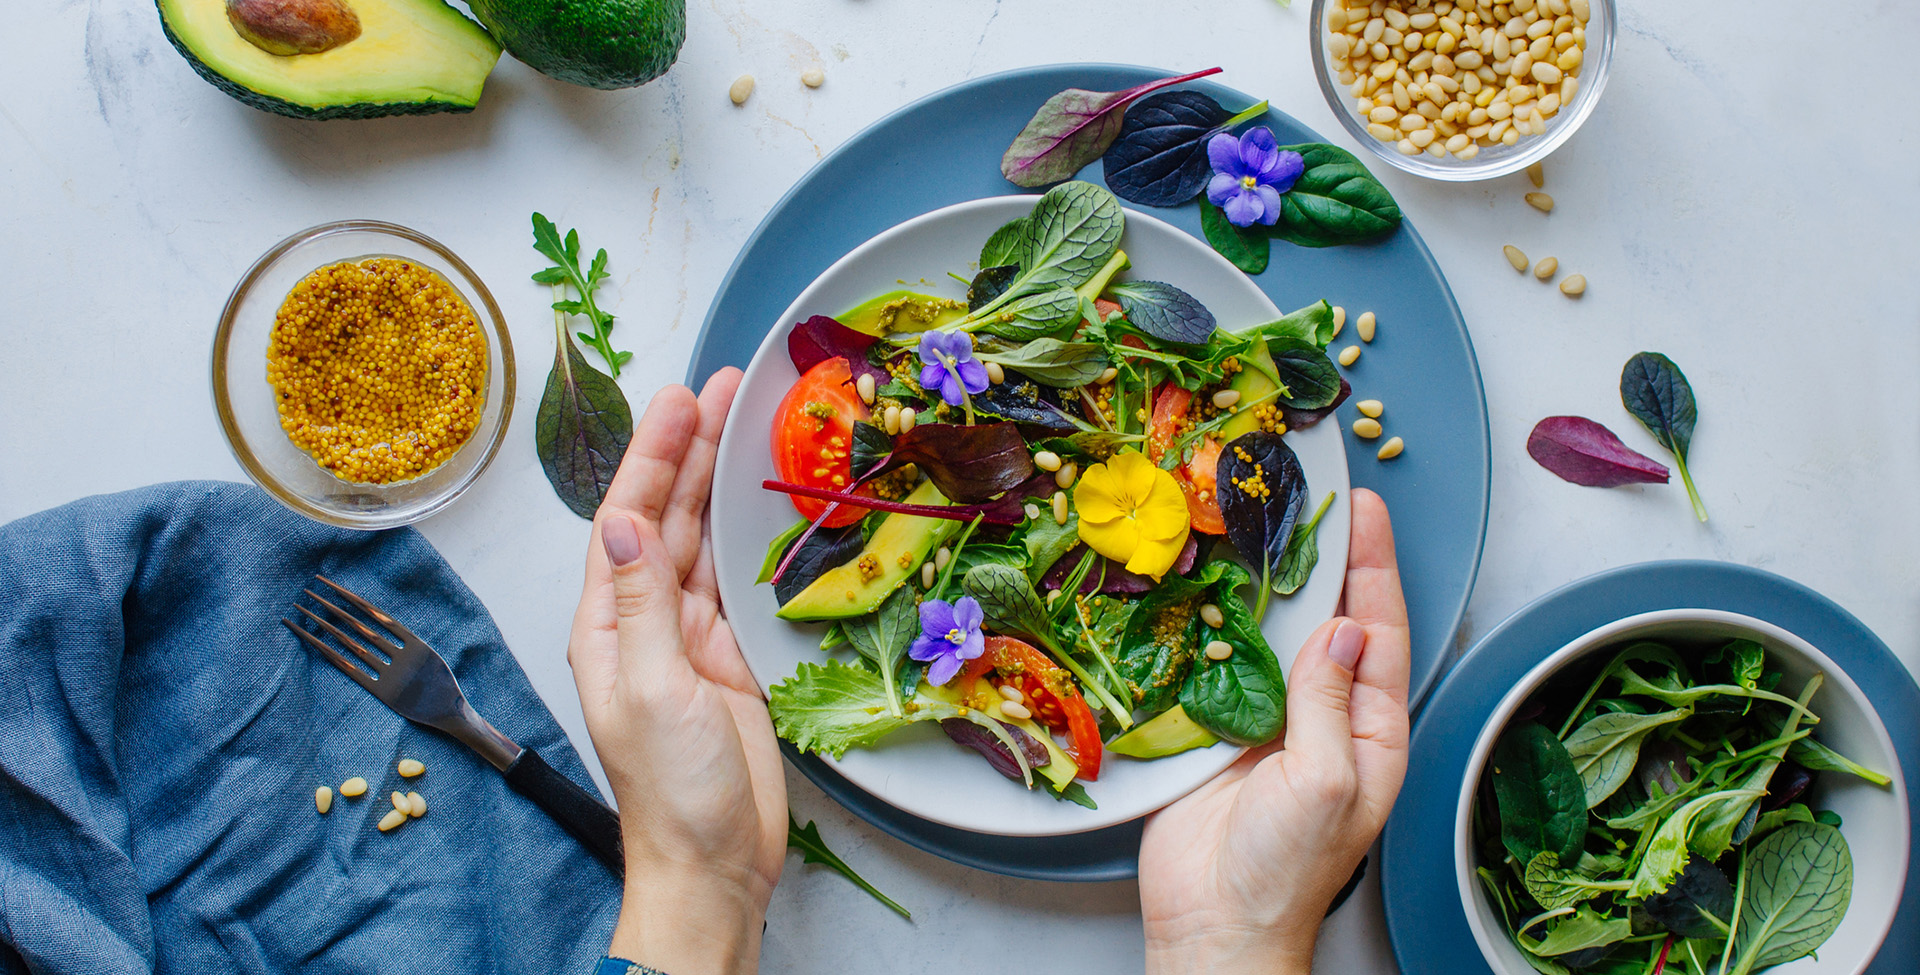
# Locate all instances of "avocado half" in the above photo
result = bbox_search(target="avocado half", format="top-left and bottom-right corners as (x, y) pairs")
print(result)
(464, 0), (684, 90)
(157, 0), (502, 120)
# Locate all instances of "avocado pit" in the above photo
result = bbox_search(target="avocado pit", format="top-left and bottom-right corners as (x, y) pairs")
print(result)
(227, 0), (362, 56)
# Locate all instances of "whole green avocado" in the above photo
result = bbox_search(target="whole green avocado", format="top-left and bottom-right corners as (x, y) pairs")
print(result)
(467, 0), (684, 89)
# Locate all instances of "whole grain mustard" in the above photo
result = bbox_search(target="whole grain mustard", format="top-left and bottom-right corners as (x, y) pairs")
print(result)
(267, 258), (487, 484)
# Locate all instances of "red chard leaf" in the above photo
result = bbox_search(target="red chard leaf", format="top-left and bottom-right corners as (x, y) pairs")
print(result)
(762, 479), (1029, 526)
(1001, 68), (1224, 188)
(788, 315), (887, 387)
(860, 422), (1036, 504)
(1040, 536), (1200, 595)
(1527, 416), (1671, 487)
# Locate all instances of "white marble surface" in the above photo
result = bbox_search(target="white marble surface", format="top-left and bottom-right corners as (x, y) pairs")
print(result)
(3, 1), (1917, 972)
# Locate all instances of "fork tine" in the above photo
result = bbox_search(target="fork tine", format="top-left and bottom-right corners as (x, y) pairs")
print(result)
(283, 618), (380, 691)
(297, 603), (390, 671)
(304, 590), (403, 660)
(314, 575), (419, 645)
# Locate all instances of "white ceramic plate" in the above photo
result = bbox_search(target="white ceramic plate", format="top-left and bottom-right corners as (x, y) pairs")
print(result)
(710, 196), (1351, 836)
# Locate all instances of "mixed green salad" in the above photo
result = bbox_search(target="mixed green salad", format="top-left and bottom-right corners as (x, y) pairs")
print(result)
(755, 181), (1347, 806)
(1474, 637), (1893, 974)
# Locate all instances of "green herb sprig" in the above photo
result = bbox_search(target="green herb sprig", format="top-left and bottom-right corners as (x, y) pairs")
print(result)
(787, 814), (912, 919)
(532, 213), (630, 377)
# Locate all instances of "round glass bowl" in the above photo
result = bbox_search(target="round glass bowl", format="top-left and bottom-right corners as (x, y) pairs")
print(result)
(1309, 0), (1615, 181)
(211, 221), (515, 530)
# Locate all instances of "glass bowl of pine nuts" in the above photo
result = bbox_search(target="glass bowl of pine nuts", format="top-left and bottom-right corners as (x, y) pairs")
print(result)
(212, 221), (516, 530)
(1309, 0), (1614, 181)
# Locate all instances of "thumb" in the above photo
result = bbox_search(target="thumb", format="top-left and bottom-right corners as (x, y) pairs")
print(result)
(600, 510), (686, 679)
(1282, 618), (1367, 762)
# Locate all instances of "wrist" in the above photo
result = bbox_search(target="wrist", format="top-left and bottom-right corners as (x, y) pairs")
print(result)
(1144, 920), (1317, 975)
(609, 864), (762, 975)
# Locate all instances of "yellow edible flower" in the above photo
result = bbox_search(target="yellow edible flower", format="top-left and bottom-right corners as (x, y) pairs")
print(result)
(1072, 449), (1191, 580)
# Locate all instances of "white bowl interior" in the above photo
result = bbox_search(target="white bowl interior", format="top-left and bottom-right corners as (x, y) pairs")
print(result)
(711, 196), (1351, 836)
(1454, 609), (1909, 975)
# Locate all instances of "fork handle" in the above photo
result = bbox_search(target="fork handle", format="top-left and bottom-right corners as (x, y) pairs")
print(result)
(505, 747), (625, 876)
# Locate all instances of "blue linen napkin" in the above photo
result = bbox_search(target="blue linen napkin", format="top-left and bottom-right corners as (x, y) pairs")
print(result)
(0, 481), (621, 973)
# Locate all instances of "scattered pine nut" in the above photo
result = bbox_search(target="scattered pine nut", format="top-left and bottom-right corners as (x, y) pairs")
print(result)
(1054, 462), (1077, 489)
(898, 408), (917, 433)
(397, 759), (425, 778)
(1338, 345), (1362, 367)
(340, 776), (368, 797)
(407, 792), (427, 818)
(1357, 399), (1384, 418)
(1096, 366), (1119, 385)
(1352, 417), (1384, 439)
(1204, 640), (1234, 661)
(1504, 245), (1529, 272)
(1332, 305), (1348, 337)
(315, 786), (333, 814)
(728, 74), (755, 106)
(1533, 256), (1558, 281)
(1199, 603), (1226, 628)
(921, 561), (936, 588)
(1526, 162), (1544, 188)
(1051, 490), (1069, 525)
(1377, 436), (1406, 460)
(1560, 274), (1587, 296)
(377, 809), (408, 832)
(933, 546), (952, 571)
(1525, 192), (1554, 213)
(983, 361), (1005, 384)
(392, 791), (411, 813)
(1033, 450), (1062, 472)
(801, 67), (825, 88)
(1024, 503), (1042, 521)
(999, 700), (1033, 721)
(1046, 588), (1062, 606)
(855, 373), (876, 404)
(883, 405), (901, 435)
(998, 683), (1025, 702)
(1357, 311), (1378, 343)
(1211, 389), (1242, 410)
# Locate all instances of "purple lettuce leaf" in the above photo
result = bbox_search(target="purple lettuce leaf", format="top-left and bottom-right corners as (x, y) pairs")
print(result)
(788, 315), (888, 387)
(1527, 415), (1671, 487)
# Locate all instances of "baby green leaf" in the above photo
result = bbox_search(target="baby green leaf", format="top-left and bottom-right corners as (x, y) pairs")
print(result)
(1628, 787), (1768, 899)
(974, 338), (1111, 387)
(1492, 722), (1588, 865)
(535, 304), (633, 519)
(1273, 490), (1336, 596)
(842, 587), (920, 718)
(770, 659), (956, 758)
(967, 265), (1021, 312)
(1000, 68), (1224, 187)
(1523, 905), (1630, 957)
(1787, 736), (1894, 787)
(1523, 852), (1633, 911)
(1269, 338), (1343, 409)
(788, 814), (912, 920)
(531, 213), (628, 377)
(1106, 280), (1218, 344)
(1620, 352), (1707, 522)
(1200, 201), (1270, 274)
(963, 563), (1134, 722)
(1178, 562), (1287, 745)
(1641, 857), (1736, 940)
(963, 183), (1125, 328)
(1728, 823), (1852, 974)
(1269, 143), (1404, 247)
(1216, 432), (1308, 617)
(973, 287), (1083, 341)
(979, 217), (1029, 270)
(1562, 707), (1692, 808)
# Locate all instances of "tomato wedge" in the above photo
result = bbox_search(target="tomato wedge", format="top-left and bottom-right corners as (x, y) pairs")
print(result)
(1147, 383), (1226, 535)
(771, 358), (872, 528)
(959, 635), (1103, 781)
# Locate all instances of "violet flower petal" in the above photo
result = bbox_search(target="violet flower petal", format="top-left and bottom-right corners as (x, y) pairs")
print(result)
(951, 596), (983, 633)
(1269, 150), (1306, 193)
(909, 634), (943, 663)
(956, 359), (990, 394)
(1222, 189), (1262, 228)
(939, 372), (966, 406)
(1207, 132), (1243, 177)
(1240, 125), (1279, 157)
(920, 362), (949, 392)
(926, 653), (962, 686)
(1254, 184), (1284, 226)
(1206, 172), (1240, 207)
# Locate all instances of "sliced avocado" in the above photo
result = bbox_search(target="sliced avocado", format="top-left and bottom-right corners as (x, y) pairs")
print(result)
(776, 481), (957, 621)
(836, 291), (968, 338)
(1219, 339), (1281, 440)
(1075, 249), (1130, 303)
(157, 0), (500, 119)
(1107, 704), (1221, 759)
(465, 0), (683, 89)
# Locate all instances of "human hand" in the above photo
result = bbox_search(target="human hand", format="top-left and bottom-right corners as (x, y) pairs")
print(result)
(1138, 488), (1411, 975)
(567, 368), (784, 975)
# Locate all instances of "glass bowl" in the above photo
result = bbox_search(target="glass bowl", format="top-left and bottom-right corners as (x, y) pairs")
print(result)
(211, 221), (515, 530)
(1308, 0), (1614, 181)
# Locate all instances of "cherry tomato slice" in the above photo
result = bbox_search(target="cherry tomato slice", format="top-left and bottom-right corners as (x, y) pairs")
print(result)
(771, 358), (872, 528)
(1147, 383), (1226, 535)
(959, 635), (1103, 781)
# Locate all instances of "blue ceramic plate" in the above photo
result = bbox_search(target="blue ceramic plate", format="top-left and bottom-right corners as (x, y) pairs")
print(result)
(689, 63), (1490, 881)
(1381, 560), (1920, 973)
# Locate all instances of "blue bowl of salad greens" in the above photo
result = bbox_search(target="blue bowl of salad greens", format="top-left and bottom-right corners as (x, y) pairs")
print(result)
(709, 182), (1354, 835)
(1457, 609), (1908, 975)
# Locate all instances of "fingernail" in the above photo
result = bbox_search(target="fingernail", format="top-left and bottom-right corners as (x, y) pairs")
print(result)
(602, 516), (641, 567)
(1328, 619), (1366, 671)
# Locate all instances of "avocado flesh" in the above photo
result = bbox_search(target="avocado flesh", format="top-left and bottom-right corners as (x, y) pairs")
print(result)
(1107, 704), (1220, 759)
(776, 481), (958, 621)
(157, 0), (498, 119)
(837, 291), (968, 338)
(465, 0), (684, 90)
(1219, 340), (1281, 441)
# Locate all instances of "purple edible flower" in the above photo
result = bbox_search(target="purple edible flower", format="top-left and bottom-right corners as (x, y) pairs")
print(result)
(917, 330), (990, 407)
(1206, 127), (1305, 228)
(910, 596), (985, 686)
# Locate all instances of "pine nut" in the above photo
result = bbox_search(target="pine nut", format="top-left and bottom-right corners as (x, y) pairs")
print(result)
(1560, 274), (1587, 296)
(728, 74), (755, 106)
(1352, 417), (1384, 439)
(1357, 399), (1384, 418)
(1199, 603), (1226, 628)
(998, 683), (1025, 702)
(340, 776), (368, 797)
(1096, 366), (1119, 385)
(934, 546), (952, 571)
(921, 561), (936, 588)
(1332, 305), (1348, 335)
(1339, 345), (1362, 367)
(1024, 503), (1042, 521)
(1046, 588), (1062, 606)
(801, 67), (825, 88)
(377, 809), (408, 832)
(1033, 450), (1062, 471)
(984, 361), (1005, 384)
(1357, 311), (1377, 343)
(1212, 389), (1242, 409)
(316, 786), (333, 814)
(392, 791), (411, 813)
(1377, 436), (1406, 460)
(1052, 491), (1069, 525)
(1368, 122), (1398, 142)
(1205, 640), (1234, 661)
(407, 792), (426, 817)
(1000, 700), (1033, 721)
(898, 408), (917, 433)
(1525, 191), (1554, 213)
(1055, 462), (1077, 489)
(1526, 162), (1544, 187)
(1533, 256), (1558, 280)
(883, 405), (901, 435)
(855, 373), (876, 404)
(397, 759), (425, 778)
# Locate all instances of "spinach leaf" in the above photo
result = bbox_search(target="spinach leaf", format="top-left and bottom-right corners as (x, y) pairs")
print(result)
(1102, 91), (1268, 207)
(1117, 561), (1226, 713)
(1642, 857), (1735, 939)
(967, 265), (1020, 312)
(1216, 431), (1308, 617)
(1200, 200), (1270, 274)
(1492, 722), (1587, 865)
(1523, 906), (1630, 957)
(973, 287), (1083, 341)
(1620, 352), (1707, 522)
(842, 587), (920, 717)
(1269, 143), (1404, 247)
(1728, 823), (1852, 974)
(1179, 561), (1286, 745)
(1563, 707), (1692, 807)
(1526, 416), (1673, 488)
(975, 337), (1111, 387)
(979, 217), (1028, 270)
(1022, 504), (1082, 583)
(1268, 338), (1343, 409)
(971, 373), (1078, 429)
(1106, 280), (1218, 344)
(1000, 68), (1223, 187)
(1748, 803), (1816, 843)
(1273, 490), (1336, 596)
(859, 421), (1034, 504)
(771, 523), (864, 605)
(535, 312), (633, 519)
(788, 814), (912, 919)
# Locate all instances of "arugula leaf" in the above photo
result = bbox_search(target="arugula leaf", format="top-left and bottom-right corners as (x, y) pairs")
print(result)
(1179, 561), (1287, 745)
(535, 299), (632, 519)
(531, 213), (628, 376)
(1620, 352), (1708, 522)
(787, 814), (912, 919)
(1047, 780), (1098, 809)
(1200, 200), (1270, 274)
(1106, 280), (1218, 344)
(1000, 68), (1223, 187)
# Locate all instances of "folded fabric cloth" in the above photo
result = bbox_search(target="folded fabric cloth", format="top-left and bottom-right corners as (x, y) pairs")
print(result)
(0, 481), (620, 973)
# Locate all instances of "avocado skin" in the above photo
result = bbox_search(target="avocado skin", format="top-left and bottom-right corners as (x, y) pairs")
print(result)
(156, 2), (480, 120)
(467, 0), (685, 90)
